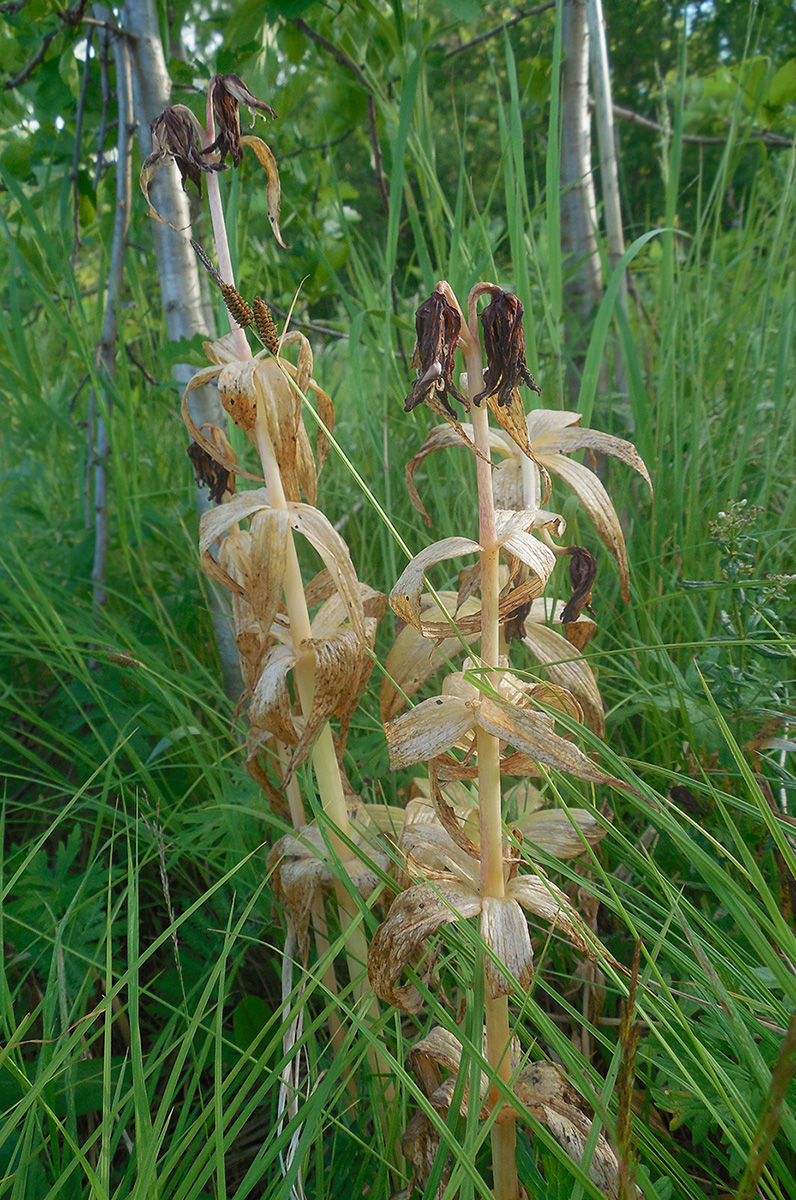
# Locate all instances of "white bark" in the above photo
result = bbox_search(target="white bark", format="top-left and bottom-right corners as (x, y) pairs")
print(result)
(586, 0), (627, 306)
(122, 0), (242, 699)
(560, 0), (602, 333)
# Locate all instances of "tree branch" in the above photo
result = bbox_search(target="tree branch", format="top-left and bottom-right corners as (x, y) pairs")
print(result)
(441, 2), (555, 59)
(608, 100), (795, 147)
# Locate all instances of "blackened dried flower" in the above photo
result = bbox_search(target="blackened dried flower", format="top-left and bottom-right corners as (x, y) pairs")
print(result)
(204, 74), (277, 168)
(148, 107), (221, 196)
(474, 289), (541, 407)
(187, 440), (233, 504)
(405, 291), (469, 419)
(560, 546), (598, 624)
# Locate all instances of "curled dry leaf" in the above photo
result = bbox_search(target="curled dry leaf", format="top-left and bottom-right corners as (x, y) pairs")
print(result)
(404, 1028), (640, 1200)
(368, 829), (612, 1012)
(240, 135), (286, 248)
(515, 1061), (642, 1199)
(268, 802), (390, 953)
(390, 537), (482, 634)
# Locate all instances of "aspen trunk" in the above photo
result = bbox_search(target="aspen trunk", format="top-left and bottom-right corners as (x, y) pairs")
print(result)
(560, 0), (602, 398)
(122, 0), (242, 698)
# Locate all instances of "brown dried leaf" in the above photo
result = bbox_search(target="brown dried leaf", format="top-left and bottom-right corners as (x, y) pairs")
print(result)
(385, 695), (478, 770)
(477, 694), (621, 789)
(248, 506), (289, 626)
(368, 881), (481, 1012)
(239, 134), (286, 247)
(288, 504), (365, 641)
(515, 1061), (641, 1199)
(481, 894), (534, 996)
(390, 537), (482, 634)
(522, 620), (604, 738)
(515, 807), (606, 859)
(380, 591), (480, 722)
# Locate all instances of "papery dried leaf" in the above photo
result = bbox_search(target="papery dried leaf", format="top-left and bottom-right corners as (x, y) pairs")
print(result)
(429, 764), (481, 862)
(534, 452), (631, 601)
(385, 695), (478, 770)
(368, 881), (481, 1012)
(248, 507), (289, 626)
(515, 1061), (641, 1199)
(240, 134), (287, 247)
(380, 592), (480, 722)
(401, 1108), (449, 1199)
(182, 370), (265, 484)
(283, 630), (363, 784)
(526, 411), (652, 496)
(515, 808), (606, 859)
(486, 388), (539, 462)
(390, 537), (482, 634)
(477, 695), (622, 789)
(564, 616), (598, 652)
(288, 504), (365, 640)
(522, 621), (604, 738)
(198, 488), (271, 595)
(249, 643), (297, 744)
(481, 895), (534, 996)
(508, 874), (596, 960)
(217, 356), (260, 432)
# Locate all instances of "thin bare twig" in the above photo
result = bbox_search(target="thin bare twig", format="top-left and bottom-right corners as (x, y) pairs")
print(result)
(292, 18), (371, 94)
(93, 22), (112, 189)
(90, 8), (134, 611)
(608, 100), (795, 147)
(442, 2), (555, 59)
(71, 24), (94, 264)
(367, 94), (389, 213)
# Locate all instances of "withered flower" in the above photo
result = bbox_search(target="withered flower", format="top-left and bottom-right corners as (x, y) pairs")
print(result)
(560, 546), (598, 624)
(187, 439), (233, 504)
(474, 289), (541, 407)
(205, 73), (277, 168)
(140, 107), (222, 216)
(405, 291), (469, 418)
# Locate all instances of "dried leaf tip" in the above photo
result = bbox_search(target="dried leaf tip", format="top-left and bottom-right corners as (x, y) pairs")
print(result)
(405, 291), (469, 419)
(474, 289), (541, 407)
(205, 74), (277, 168)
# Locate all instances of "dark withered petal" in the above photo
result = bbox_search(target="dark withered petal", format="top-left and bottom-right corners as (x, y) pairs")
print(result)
(150, 109), (222, 195)
(204, 74), (277, 168)
(187, 440), (232, 504)
(560, 546), (598, 623)
(404, 292), (469, 418)
(474, 289), (541, 407)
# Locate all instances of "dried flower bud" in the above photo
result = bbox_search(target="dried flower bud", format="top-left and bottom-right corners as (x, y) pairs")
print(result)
(560, 546), (598, 624)
(187, 440), (233, 503)
(205, 74), (277, 168)
(253, 296), (280, 355)
(474, 289), (541, 407)
(405, 292), (468, 418)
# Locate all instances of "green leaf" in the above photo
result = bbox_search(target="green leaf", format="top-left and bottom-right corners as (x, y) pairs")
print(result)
(767, 59), (796, 108)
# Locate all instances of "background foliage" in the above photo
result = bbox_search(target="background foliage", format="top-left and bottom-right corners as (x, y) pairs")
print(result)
(1, 1), (795, 1197)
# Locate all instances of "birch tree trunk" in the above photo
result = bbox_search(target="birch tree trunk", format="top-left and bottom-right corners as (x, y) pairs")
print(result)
(122, 0), (242, 699)
(586, 0), (625, 291)
(560, 0), (602, 399)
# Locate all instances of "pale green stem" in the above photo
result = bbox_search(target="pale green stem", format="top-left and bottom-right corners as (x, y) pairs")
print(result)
(463, 317), (519, 1200)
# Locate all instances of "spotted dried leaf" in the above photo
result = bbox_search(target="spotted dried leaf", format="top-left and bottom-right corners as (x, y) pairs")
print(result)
(390, 537), (482, 634)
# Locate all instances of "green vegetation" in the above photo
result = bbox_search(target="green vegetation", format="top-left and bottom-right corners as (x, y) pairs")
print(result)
(1, 2), (795, 1197)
